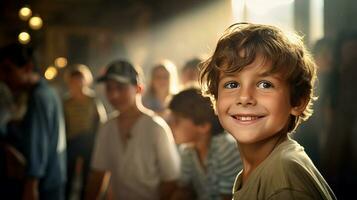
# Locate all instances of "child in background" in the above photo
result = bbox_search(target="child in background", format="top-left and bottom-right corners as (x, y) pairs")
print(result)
(91, 60), (180, 200)
(169, 87), (242, 200)
(199, 23), (336, 199)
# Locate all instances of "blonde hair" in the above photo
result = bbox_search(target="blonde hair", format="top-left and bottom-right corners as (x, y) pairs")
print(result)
(149, 59), (179, 95)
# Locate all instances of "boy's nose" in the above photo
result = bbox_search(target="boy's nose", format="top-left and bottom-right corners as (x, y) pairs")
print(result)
(235, 87), (257, 106)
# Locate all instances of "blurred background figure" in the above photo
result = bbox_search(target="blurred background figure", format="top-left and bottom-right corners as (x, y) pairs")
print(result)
(142, 60), (179, 121)
(0, 81), (25, 200)
(322, 31), (357, 199)
(180, 57), (202, 88)
(91, 60), (180, 200)
(0, 43), (66, 200)
(0, 82), (14, 136)
(294, 37), (334, 168)
(63, 64), (107, 200)
(169, 88), (242, 200)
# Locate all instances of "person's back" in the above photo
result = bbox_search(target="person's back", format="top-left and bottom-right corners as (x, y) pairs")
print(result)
(199, 23), (336, 200)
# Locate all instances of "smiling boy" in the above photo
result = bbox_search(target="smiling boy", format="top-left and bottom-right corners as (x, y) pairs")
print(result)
(199, 23), (336, 199)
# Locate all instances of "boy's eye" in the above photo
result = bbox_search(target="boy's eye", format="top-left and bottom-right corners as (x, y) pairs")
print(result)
(223, 81), (239, 89)
(257, 81), (273, 89)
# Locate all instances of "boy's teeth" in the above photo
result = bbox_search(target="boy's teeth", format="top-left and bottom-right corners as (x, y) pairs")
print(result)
(238, 116), (258, 121)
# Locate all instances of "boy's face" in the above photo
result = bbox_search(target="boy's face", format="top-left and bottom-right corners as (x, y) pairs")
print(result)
(170, 112), (199, 144)
(216, 54), (301, 145)
(105, 79), (138, 113)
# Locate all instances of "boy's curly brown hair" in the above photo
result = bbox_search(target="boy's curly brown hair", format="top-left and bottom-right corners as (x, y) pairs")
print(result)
(199, 23), (317, 133)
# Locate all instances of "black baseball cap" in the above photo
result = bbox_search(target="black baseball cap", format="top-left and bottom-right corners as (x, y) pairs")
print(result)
(97, 60), (139, 85)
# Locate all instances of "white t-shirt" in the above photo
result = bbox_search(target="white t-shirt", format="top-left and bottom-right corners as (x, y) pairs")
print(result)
(91, 112), (180, 200)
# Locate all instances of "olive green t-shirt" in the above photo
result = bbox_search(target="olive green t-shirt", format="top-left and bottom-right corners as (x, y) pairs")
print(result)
(233, 138), (336, 200)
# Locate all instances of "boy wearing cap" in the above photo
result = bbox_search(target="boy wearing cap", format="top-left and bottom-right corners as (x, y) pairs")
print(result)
(91, 60), (180, 200)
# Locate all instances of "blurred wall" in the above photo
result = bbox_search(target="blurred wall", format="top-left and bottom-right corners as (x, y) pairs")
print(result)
(325, 0), (357, 37)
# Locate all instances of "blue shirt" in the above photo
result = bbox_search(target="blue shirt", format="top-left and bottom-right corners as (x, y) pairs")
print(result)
(22, 79), (66, 190)
(179, 133), (242, 200)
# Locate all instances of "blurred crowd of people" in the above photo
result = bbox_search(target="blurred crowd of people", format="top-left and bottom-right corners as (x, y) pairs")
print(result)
(0, 28), (356, 200)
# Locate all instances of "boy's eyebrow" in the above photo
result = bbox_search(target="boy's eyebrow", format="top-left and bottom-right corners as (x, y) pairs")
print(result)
(258, 70), (285, 81)
(258, 70), (273, 77)
(219, 73), (236, 79)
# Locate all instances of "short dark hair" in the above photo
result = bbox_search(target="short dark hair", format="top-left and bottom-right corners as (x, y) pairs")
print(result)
(199, 23), (317, 133)
(168, 87), (224, 135)
(0, 43), (34, 68)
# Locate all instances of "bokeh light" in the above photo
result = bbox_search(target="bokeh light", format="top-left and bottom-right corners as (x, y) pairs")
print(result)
(19, 6), (32, 21)
(44, 66), (58, 80)
(18, 31), (31, 44)
(54, 57), (68, 68)
(29, 16), (43, 30)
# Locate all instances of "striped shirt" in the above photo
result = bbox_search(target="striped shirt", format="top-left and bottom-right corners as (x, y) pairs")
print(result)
(179, 133), (242, 200)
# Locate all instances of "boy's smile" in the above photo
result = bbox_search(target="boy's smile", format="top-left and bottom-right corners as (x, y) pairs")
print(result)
(216, 54), (301, 145)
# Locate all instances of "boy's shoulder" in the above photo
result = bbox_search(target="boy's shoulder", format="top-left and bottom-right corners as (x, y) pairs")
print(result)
(235, 138), (335, 199)
(140, 110), (169, 129)
(261, 138), (312, 176)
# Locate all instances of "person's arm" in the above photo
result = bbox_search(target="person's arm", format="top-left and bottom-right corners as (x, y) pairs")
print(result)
(154, 119), (181, 200)
(21, 90), (53, 199)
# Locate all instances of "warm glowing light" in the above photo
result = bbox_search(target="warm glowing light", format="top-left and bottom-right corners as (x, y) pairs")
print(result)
(18, 32), (31, 44)
(246, 0), (294, 15)
(54, 57), (68, 68)
(44, 66), (58, 80)
(19, 7), (32, 21)
(29, 16), (43, 30)
(231, 0), (245, 21)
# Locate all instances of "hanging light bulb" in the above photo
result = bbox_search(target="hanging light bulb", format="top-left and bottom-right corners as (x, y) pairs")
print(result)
(29, 16), (43, 30)
(18, 32), (31, 44)
(19, 6), (32, 21)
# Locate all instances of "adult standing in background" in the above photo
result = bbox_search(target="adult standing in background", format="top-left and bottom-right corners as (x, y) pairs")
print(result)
(0, 43), (67, 200)
(142, 60), (179, 121)
(63, 64), (107, 200)
(180, 57), (202, 88)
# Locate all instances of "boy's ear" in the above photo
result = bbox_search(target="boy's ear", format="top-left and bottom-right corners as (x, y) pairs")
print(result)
(290, 97), (309, 116)
(136, 84), (144, 94)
